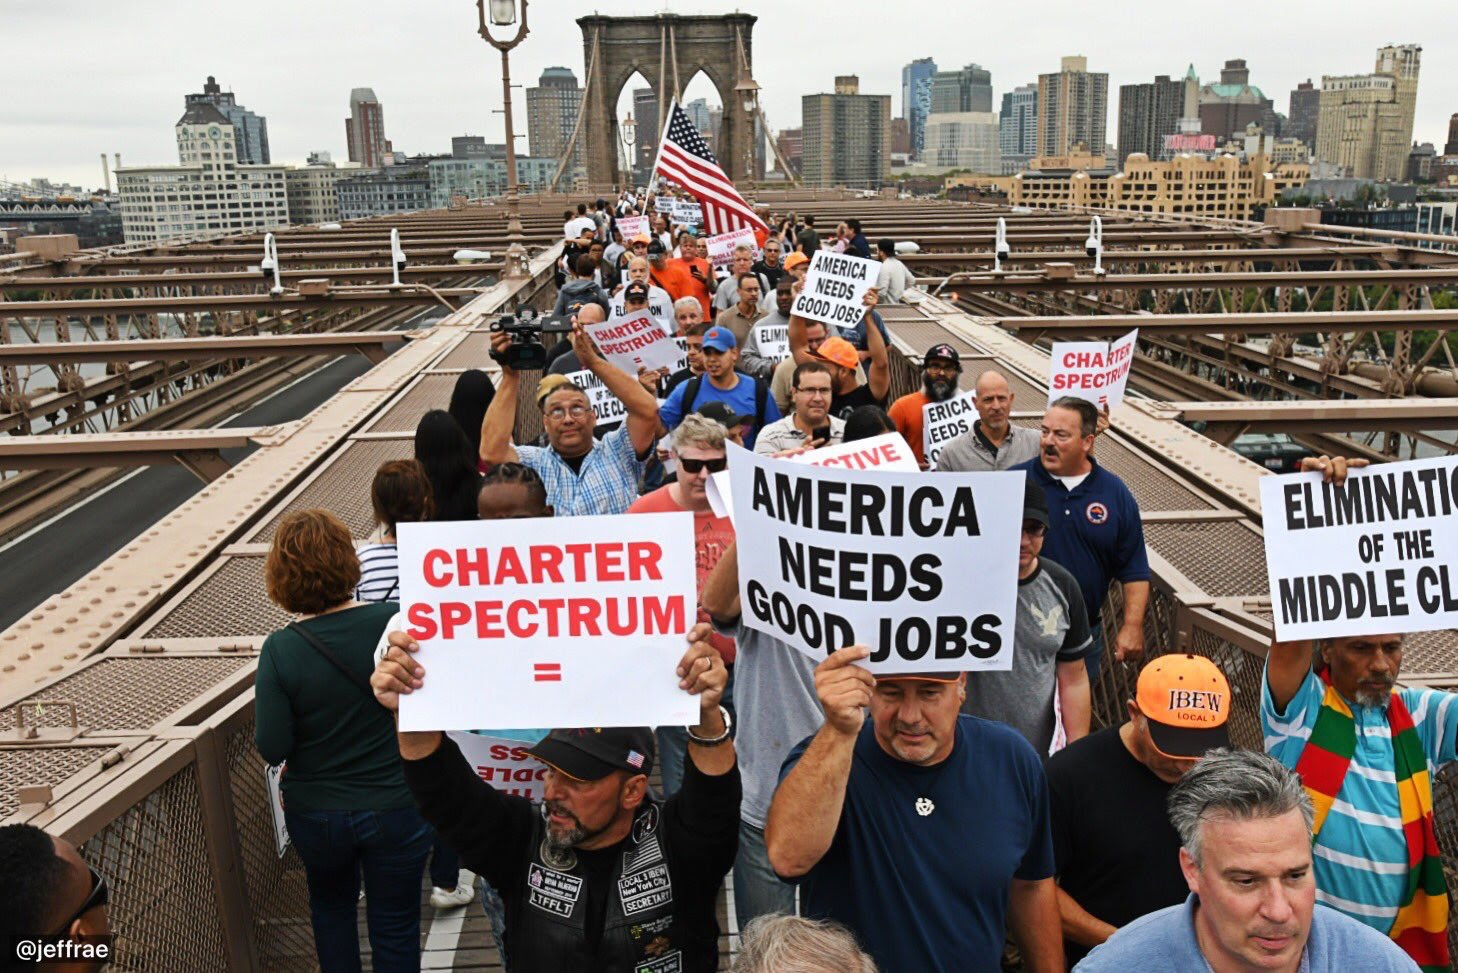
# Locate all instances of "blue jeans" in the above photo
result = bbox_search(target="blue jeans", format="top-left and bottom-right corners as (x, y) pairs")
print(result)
(734, 819), (795, 928)
(1085, 625), (1106, 683)
(429, 832), (458, 888)
(285, 806), (432, 973)
(481, 881), (510, 970)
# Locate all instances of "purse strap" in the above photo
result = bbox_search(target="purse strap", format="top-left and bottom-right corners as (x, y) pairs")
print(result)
(286, 622), (374, 697)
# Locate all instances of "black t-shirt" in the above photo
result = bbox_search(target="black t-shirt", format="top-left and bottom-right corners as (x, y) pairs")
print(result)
(403, 736), (741, 972)
(829, 382), (882, 421)
(1045, 725), (1188, 966)
(753, 260), (785, 290)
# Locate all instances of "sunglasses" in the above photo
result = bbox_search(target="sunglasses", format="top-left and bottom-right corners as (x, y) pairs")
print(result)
(678, 456), (728, 474)
(53, 864), (108, 936)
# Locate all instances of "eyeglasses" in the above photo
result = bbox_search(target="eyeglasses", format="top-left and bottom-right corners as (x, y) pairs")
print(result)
(1021, 522), (1047, 538)
(546, 404), (590, 420)
(795, 386), (832, 398)
(53, 864), (108, 936)
(678, 456), (728, 474)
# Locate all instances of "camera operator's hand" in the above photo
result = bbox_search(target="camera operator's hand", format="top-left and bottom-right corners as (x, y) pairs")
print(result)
(489, 330), (516, 373)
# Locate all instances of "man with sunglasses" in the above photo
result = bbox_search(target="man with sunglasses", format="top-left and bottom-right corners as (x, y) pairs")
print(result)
(0, 823), (111, 971)
(961, 477), (1092, 755)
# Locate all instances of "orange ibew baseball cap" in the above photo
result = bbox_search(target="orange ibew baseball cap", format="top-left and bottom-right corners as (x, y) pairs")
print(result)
(1136, 654), (1231, 758)
(811, 336), (860, 371)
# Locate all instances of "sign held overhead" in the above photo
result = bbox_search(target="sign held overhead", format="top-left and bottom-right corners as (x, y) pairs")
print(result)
(790, 250), (880, 329)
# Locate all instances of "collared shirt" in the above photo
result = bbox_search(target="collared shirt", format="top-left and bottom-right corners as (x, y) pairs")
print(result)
(1013, 457), (1150, 623)
(714, 304), (766, 346)
(515, 424), (648, 517)
(936, 421), (1041, 472)
(1261, 666), (1458, 933)
(753, 413), (845, 455)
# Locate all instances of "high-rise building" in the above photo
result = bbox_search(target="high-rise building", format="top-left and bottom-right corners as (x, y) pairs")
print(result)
(923, 112), (1001, 172)
(890, 118), (911, 157)
(1117, 71), (1196, 162)
(526, 67), (583, 176)
(184, 76), (270, 164)
(1286, 81), (1320, 147)
(116, 104), (288, 243)
(901, 57), (937, 160)
(427, 156), (560, 207)
(1445, 113), (1458, 156)
(801, 76), (891, 189)
(284, 162), (345, 225)
(999, 84), (1038, 175)
(1199, 60), (1278, 142)
(1315, 44), (1421, 181)
(776, 127), (803, 177)
(345, 88), (389, 169)
(929, 64), (993, 115)
(1036, 56), (1108, 158)
(684, 98), (712, 136)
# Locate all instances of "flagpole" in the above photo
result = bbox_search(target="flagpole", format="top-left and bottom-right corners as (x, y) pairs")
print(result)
(644, 98), (678, 200)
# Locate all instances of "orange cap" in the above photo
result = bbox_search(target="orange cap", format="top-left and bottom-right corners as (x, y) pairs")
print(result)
(1136, 654), (1231, 759)
(783, 251), (810, 270)
(810, 336), (860, 371)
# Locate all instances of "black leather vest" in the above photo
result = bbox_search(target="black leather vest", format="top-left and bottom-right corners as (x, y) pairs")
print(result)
(511, 800), (689, 973)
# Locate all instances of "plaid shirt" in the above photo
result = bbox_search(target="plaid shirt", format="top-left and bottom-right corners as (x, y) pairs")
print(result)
(516, 425), (648, 516)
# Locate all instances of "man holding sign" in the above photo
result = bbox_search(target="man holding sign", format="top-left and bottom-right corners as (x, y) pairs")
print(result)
(1262, 455), (1457, 971)
(789, 280), (890, 421)
(371, 623), (741, 973)
(888, 343), (964, 469)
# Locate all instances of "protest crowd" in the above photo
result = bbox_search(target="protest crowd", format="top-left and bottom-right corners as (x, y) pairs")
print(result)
(9, 190), (1452, 973)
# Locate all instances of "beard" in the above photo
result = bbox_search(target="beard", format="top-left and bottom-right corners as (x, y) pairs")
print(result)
(543, 802), (589, 849)
(923, 375), (957, 402)
(1355, 683), (1395, 708)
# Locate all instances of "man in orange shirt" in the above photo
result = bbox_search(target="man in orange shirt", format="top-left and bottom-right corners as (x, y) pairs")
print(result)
(664, 232), (714, 318)
(888, 343), (963, 468)
(649, 237), (709, 321)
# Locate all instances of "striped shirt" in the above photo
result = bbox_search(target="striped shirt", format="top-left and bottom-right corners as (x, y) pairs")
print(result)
(515, 424), (648, 517)
(355, 543), (400, 602)
(1261, 665), (1458, 933)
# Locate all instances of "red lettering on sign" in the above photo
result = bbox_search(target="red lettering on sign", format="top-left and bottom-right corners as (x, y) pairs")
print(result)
(423, 550), (452, 587)
(406, 602), (438, 640)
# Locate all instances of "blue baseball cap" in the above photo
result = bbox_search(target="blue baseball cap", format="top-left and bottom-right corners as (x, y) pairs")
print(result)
(702, 327), (737, 353)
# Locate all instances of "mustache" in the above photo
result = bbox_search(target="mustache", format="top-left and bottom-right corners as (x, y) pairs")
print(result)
(544, 801), (581, 827)
(893, 721), (932, 736)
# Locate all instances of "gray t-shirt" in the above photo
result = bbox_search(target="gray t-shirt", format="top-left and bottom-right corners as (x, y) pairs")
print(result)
(963, 558), (1090, 755)
(715, 616), (823, 829)
(936, 421), (1041, 472)
(1075, 895), (1419, 972)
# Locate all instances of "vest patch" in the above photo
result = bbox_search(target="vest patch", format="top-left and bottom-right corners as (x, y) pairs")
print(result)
(632, 803), (660, 843)
(527, 863), (583, 917)
(619, 862), (673, 916)
(634, 949), (683, 972)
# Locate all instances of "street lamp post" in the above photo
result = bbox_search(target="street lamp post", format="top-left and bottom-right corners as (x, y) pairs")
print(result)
(619, 115), (637, 193)
(476, 0), (529, 278)
(734, 76), (760, 188)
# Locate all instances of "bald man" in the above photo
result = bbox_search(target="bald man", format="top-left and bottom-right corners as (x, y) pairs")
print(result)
(935, 370), (1041, 472)
(0, 824), (111, 972)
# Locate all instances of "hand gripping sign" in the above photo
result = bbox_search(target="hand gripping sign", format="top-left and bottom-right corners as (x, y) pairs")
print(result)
(583, 310), (684, 374)
(1047, 328), (1139, 409)
(790, 250), (881, 330)
(396, 514), (700, 730)
(725, 442), (1022, 673)
(1260, 455), (1458, 641)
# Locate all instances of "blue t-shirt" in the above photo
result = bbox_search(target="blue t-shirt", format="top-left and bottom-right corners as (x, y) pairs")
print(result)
(1075, 894), (1418, 971)
(1014, 458), (1151, 623)
(780, 716), (1055, 973)
(840, 309), (887, 351)
(658, 370), (780, 449)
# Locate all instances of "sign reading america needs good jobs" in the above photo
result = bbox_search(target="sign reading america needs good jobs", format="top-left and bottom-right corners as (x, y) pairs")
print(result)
(922, 389), (978, 470)
(790, 250), (880, 329)
(583, 310), (684, 374)
(1260, 455), (1458, 641)
(726, 442), (1022, 673)
(396, 515), (699, 730)
(1047, 328), (1138, 409)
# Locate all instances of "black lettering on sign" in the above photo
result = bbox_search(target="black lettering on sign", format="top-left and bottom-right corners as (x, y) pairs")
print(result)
(776, 538), (944, 602)
(1283, 466), (1458, 531)
(750, 468), (981, 538)
(1275, 570), (1410, 624)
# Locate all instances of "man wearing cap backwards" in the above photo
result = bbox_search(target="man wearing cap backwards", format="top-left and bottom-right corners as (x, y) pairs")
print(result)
(371, 624), (739, 973)
(935, 369), (1043, 473)
(964, 477), (1092, 755)
(788, 284), (890, 422)
(1047, 653), (1231, 965)
(658, 326), (779, 450)
(754, 362), (845, 456)
(1075, 749), (1418, 972)
(766, 651), (1062, 972)
(1263, 453), (1457, 971)
(887, 343), (964, 469)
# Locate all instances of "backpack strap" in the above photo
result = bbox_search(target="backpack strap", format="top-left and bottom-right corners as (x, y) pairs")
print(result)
(683, 375), (704, 413)
(753, 376), (769, 430)
(287, 622), (374, 698)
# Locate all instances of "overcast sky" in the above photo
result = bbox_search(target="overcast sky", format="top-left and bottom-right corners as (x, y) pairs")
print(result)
(4, 0), (1455, 190)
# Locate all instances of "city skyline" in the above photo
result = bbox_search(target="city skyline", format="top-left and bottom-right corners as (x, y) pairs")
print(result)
(4, 0), (1457, 189)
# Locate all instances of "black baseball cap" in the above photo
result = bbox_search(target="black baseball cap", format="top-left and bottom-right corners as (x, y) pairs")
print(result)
(623, 281), (650, 303)
(1023, 475), (1049, 528)
(528, 727), (656, 781)
(924, 344), (962, 370)
(647, 238), (667, 256)
(696, 400), (751, 427)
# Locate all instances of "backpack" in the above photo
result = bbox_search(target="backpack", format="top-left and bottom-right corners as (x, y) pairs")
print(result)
(681, 372), (769, 433)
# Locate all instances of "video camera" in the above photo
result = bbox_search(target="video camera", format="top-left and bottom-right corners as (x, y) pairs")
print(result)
(488, 309), (573, 371)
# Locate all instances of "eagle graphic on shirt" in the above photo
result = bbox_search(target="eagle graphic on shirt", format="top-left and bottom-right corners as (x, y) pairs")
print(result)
(1029, 602), (1063, 637)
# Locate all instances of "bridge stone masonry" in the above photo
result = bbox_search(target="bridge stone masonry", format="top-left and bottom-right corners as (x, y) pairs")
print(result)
(4, 190), (1458, 968)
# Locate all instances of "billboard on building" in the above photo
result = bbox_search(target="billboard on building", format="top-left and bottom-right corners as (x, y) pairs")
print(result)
(1164, 134), (1217, 153)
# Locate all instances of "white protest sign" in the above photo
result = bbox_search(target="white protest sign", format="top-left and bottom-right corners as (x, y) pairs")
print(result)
(396, 515), (699, 730)
(791, 250), (880, 330)
(1259, 455), (1458, 641)
(608, 289), (673, 331)
(653, 196), (675, 213)
(617, 215), (649, 241)
(584, 311), (683, 374)
(1047, 328), (1139, 409)
(752, 321), (790, 363)
(922, 390), (978, 470)
(265, 763), (288, 857)
(705, 228), (760, 271)
(726, 442), (1021, 672)
(449, 732), (549, 802)
(565, 369), (628, 426)
(673, 199), (703, 222)
(705, 431), (918, 523)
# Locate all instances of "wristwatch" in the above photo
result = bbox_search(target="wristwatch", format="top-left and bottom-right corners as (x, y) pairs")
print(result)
(686, 705), (733, 747)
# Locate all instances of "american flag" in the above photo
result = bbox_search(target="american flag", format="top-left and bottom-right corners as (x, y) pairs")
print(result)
(651, 101), (768, 238)
(626, 750), (645, 769)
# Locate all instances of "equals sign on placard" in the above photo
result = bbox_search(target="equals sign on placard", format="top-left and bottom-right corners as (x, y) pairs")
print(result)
(533, 663), (562, 683)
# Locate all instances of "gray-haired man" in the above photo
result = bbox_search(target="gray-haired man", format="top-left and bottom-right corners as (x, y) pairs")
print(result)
(1075, 748), (1417, 971)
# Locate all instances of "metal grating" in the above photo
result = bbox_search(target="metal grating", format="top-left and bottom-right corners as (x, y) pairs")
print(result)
(222, 713), (316, 970)
(0, 657), (251, 732)
(433, 330), (496, 371)
(141, 558), (293, 639)
(1092, 436), (1216, 511)
(250, 439), (411, 541)
(1246, 608), (1458, 686)
(1430, 764), (1458, 959)
(365, 373), (462, 433)
(83, 760), (230, 970)
(0, 744), (111, 819)
(1144, 521), (1268, 597)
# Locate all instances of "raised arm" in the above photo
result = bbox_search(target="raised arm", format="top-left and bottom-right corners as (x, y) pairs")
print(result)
(786, 278), (818, 366)
(480, 332), (522, 464)
(862, 288), (890, 401)
(702, 540), (741, 622)
(676, 624), (736, 778)
(573, 322), (660, 456)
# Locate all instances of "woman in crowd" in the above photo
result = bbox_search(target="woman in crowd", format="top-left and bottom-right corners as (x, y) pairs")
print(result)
(414, 409), (482, 521)
(446, 369), (495, 470)
(255, 509), (429, 973)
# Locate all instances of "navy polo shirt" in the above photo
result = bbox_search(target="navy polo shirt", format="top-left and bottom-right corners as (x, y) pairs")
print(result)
(1013, 457), (1150, 624)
